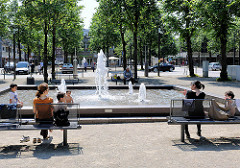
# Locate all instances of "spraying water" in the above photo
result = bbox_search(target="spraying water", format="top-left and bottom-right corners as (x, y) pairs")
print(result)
(128, 81), (133, 94)
(95, 50), (108, 96)
(138, 83), (146, 102)
(58, 79), (67, 93)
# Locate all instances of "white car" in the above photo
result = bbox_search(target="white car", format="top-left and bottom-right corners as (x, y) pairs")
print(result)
(209, 62), (222, 71)
(16, 62), (30, 75)
(60, 63), (73, 74)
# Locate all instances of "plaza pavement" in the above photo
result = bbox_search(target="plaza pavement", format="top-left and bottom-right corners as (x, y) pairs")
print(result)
(0, 66), (240, 167)
(1, 123), (240, 167)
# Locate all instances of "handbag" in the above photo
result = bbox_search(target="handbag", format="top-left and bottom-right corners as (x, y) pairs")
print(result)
(182, 99), (195, 112)
(0, 104), (17, 119)
(54, 109), (70, 126)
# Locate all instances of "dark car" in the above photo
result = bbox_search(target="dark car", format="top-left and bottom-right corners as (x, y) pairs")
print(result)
(149, 63), (175, 72)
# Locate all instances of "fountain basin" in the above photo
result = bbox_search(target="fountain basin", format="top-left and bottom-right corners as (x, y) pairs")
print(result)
(0, 85), (225, 118)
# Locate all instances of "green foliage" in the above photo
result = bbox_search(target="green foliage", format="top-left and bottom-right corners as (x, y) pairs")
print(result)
(0, 0), (9, 37)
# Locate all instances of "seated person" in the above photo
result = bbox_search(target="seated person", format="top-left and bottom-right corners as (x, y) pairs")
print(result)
(123, 67), (134, 84)
(65, 90), (73, 104)
(33, 83), (53, 140)
(54, 92), (70, 126)
(223, 91), (236, 117)
(209, 91), (237, 120)
(54, 92), (67, 112)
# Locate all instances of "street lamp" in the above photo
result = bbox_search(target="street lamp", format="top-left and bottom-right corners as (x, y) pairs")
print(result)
(73, 47), (78, 79)
(158, 27), (163, 77)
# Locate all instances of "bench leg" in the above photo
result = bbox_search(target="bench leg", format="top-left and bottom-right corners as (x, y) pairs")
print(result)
(181, 125), (185, 142)
(63, 129), (68, 146)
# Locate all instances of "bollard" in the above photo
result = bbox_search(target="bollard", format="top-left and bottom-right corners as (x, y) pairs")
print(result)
(202, 61), (209, 78)
(4, 69), (5, 80)
(144, 62), (149, 77)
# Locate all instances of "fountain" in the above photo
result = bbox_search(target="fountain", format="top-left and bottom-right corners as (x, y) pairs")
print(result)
(58, 79), (66, 93)
(0, 49), (189, 117)
(128, 81), (133, 95)
(95, 50), (109, 96)
(138, 83), (146, 102)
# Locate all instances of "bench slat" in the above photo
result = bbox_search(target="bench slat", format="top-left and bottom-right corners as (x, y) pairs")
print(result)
(168, 116), (240, 125)
(0, 122), (81, 131)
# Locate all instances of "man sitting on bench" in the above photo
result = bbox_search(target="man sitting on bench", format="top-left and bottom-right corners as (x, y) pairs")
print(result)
(123, 67), (134, 85)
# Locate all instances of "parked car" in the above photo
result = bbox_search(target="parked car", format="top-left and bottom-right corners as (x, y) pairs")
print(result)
(60, 63), (73, 74)
(149, 63), (175, 72)
(4, 62), (15, 73)
(208, 62), (222, 71)
(16, 61), (30, 75)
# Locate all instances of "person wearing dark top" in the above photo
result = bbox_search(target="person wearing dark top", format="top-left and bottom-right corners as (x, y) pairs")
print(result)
(183, 80), (205, 139)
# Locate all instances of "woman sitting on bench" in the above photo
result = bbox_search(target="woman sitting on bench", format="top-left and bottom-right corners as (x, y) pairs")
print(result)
(209, 91), (237, 120)
(33, 83), (53, 140)
(183, 80), (205, 139)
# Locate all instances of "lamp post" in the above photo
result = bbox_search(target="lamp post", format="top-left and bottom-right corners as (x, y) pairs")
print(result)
(158, 27), (162, 77)
(73, 47), (78, 79)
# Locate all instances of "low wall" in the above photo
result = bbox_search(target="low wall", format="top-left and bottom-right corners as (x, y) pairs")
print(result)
(227, 65), (240, 81)
(20, 105), (170, 118)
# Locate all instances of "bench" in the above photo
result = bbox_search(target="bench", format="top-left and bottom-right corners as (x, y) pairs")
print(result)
(0, 103), (81, 146)
(167, 99), (240, 142)
(50, 74), (80, 85)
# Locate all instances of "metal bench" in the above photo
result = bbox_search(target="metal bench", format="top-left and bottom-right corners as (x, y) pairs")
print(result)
(0, 103), (81, 146)
(50, 74), (80, 85)
(167, 99), (240, 142)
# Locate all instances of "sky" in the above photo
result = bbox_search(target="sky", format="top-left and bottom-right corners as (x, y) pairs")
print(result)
(78, 0), (99, 29)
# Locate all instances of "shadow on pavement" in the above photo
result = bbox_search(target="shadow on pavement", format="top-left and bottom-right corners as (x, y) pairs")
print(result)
(0, 143), (83, 159)
(172, 137), (240, 151)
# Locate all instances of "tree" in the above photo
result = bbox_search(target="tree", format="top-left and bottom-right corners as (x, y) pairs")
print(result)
(198, 0), (234, 80)
(89, 7), (120, 66)
(0, 0), (9, 38)
(162, 0), (200, 77)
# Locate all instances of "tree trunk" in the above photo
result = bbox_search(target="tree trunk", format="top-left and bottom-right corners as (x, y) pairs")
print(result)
(106, 46), (109, 67)
(239, 40), (240, 65)
(140, 43), (143, 70)
(43, 20), (48, 83)
(71, 53), (73, 64)
(220, 24), (228, 80)
(133, 0), (139, 79)
(209, 52), (212, 62)
(52, 25), (56, 80)
(185, 7), (194, 77)
(27, 46), (30, 63)
(158, 31), (161, 76)
(64, 51), (68, 63)
(18, 28), (21, 61)
(148, 40), (152, 66)
(120, 25), (127, 71)
(24, 51), (27, 61)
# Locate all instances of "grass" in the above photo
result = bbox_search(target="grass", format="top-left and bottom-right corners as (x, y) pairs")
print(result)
(216, 77), (232, 82)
